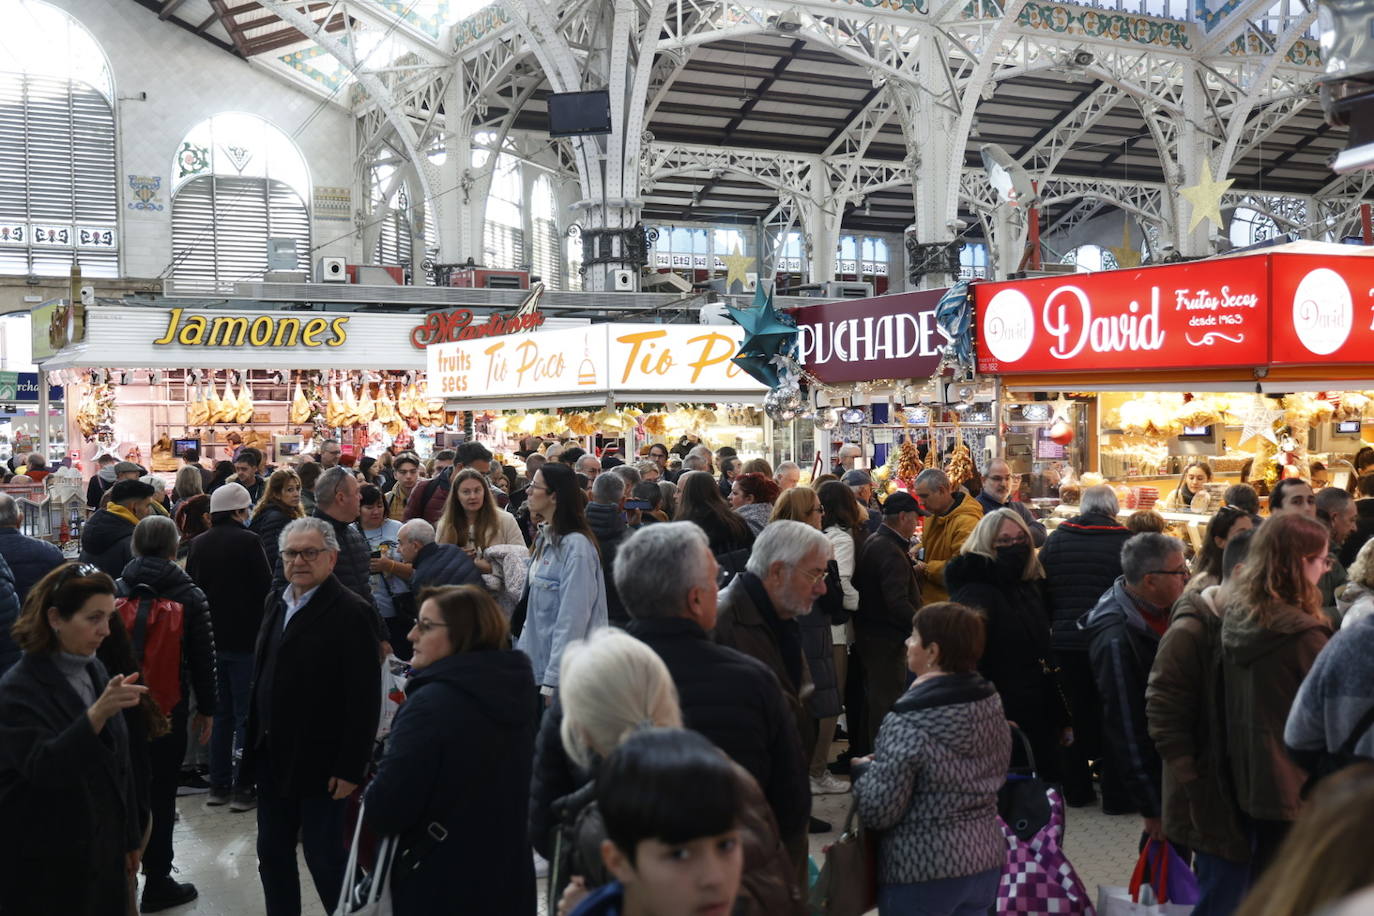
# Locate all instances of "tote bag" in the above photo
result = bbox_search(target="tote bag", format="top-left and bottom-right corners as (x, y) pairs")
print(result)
(997, 785), (1095, 914)
(335, 803), (397, 916)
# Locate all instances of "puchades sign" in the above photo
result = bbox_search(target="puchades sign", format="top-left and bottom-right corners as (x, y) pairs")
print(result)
(974, 255), (1271, 374)
(427, 324), (767, 399)
(788, 288), (950, 384)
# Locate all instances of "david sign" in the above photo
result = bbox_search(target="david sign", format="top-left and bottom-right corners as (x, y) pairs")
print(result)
(974, 255), (1271, 374)
(789, 289), (949, 384)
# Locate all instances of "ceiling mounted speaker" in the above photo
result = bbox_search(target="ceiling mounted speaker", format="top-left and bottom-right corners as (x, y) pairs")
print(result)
(980, 144), (1038, 208)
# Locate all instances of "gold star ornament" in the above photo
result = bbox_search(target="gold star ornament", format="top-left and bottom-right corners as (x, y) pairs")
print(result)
(1108, 220), (1142, 269)
(722, 244), (755, 292)
(1180, 161), (1236, 233)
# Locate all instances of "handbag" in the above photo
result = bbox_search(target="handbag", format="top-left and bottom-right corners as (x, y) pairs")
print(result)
(335, 803), (397, 916)
(999, 725), (1052, 841)
(809, 797), (877, 916)
(996, 786), (1095, 914)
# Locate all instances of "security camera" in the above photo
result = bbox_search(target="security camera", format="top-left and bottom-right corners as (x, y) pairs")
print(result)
(1072, 50), (1094, 67)
(947, 218), (970, 232)
(769, 8), (803, 31)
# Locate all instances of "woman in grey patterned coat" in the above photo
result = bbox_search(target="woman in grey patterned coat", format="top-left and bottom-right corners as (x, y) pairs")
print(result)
(851, 601), (1012, 916)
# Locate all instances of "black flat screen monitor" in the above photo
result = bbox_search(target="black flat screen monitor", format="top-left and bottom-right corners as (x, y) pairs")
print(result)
(173, 438), (199, 457)
(547, 90), (612, 137)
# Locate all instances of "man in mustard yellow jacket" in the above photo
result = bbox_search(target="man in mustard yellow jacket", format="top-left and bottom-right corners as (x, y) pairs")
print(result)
(912, 468), (983, 603)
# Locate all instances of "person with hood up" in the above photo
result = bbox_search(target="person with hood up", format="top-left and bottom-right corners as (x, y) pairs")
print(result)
(1039, 484), (1134, 808)
(946, 508), (1070, 785)
(585, 472), (632, 628)
(86, 453), (120, 509)
(910, 468), (983, 604)
(363, 586), (536, 914)
(1147, 529), (1255, 916)
(1220, 512), (1333, 876)
(80, 478), (156, 579)
(116, 515), (217, 912)
(1336, 538), (1374, 626)
(1081, 532), (1190, 840)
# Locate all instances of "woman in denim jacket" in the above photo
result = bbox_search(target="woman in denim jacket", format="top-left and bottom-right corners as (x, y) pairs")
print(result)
(518, 462), (608, 705)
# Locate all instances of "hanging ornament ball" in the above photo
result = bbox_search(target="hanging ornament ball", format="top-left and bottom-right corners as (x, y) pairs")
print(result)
(1049, 418), (1075, 445)
(778, 407), (798, 422)
(814, 407), (841, 431)
(778, 385), (803, 411)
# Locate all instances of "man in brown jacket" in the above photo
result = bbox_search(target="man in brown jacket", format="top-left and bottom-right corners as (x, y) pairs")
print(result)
(1147, 531), (1253, 915)
(715, 519), (832, 852)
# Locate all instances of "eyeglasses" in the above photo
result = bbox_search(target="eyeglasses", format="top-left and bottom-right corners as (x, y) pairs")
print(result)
(282, 547), (327, 562)
(1147, 568), (1191, 579)
(986, 475), (1011, 483)
(993, 534), (1029, 547)
(1305, 554), (1336, 571)
(54, 562), (100, 591)
(800, 567), (828, 586)
(414, 618), (449, 634)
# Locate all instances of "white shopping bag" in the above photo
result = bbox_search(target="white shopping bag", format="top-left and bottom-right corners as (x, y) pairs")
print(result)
(375, 655), (408, 740)
(1097, 883), (1192, 916)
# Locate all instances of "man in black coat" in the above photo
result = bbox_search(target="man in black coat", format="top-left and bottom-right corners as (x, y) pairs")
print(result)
(528, 521), (811, 891)
(116, 514), (217, 912)
(1339, 473), (1374, 568)
(585, 472), (631, 626)
(186, 482), (274, 809)
(243, 517), (381, 916)
(396, 518), (482, 591)
(271, 466), (388, 652)
(853, 491), (922, 748)
(0, 492), (64, 604)
(1039, 484), (1133, 807)
(80, 478), (155, 579)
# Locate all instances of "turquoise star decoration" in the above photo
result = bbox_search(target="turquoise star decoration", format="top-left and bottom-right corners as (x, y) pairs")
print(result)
(725, 282), (798, 388)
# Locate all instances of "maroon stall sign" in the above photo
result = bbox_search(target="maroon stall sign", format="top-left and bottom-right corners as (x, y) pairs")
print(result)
(974, 255), (1271, 374)
(409, 308), (546, 349)
(789, 288), (949, 384)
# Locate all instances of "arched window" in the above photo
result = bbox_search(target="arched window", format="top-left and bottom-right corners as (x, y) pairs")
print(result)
(1061, 244), (1116, 272)
(170, 113), (310, 292)
(1228, 205), (1280, 249)
(0, 1), (118, 277)
(531, 176), (561, 290)
(370, 162), (412, 268)
(480, 148), (523, 270)
(959, 243), (989, 279)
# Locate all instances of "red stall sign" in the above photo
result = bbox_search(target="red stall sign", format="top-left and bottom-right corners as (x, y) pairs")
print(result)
(975, 256), (1271, 374)
(1270, 253), (1374, 365)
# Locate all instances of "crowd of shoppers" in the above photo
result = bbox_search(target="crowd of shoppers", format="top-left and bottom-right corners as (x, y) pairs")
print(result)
(13, 437), (1374, 916)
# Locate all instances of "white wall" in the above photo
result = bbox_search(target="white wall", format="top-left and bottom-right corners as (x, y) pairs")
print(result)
(45, 0), (358, 279)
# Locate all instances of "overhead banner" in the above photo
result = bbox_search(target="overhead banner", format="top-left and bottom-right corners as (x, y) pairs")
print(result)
(975, 255), (1271, 374)
(1270, 254), (1374, 365)
(789, 289), (950, 383)
(427, 324), (765, 400)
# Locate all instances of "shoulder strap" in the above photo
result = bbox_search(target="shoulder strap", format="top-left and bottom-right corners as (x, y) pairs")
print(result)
(1339, 702), (1374, 756)
(128, 583), (158, 665)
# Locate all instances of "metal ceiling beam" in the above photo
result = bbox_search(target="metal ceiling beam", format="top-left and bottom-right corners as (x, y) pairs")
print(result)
(159, 0), (190, 19)
(243, 14), (349, 55)
(126, 0), (238, 51)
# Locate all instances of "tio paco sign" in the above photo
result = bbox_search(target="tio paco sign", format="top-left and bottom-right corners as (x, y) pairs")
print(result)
(427, 324), (765, 399)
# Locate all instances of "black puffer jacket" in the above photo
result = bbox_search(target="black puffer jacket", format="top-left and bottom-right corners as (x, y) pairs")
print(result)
(365, 649), (536, 915)
(0, 527), (63, 605)
(249, 503), (297, 572)
(798, 605), (839, 719)
(116, 555), (217, 717)
(1039, 511), (1131, 652)
(0, 553), (22, 675)
(186, 518), (274, 654)
(79, 507), (137, 579)
(585, 501), (629, 626)
(410, 541), (482, 592)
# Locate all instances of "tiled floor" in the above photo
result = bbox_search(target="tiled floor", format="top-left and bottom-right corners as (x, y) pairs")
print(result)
(153, 779), (1143, 914)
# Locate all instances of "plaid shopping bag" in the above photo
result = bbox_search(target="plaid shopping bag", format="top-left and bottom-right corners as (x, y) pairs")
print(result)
(997, 786), (1096, 915)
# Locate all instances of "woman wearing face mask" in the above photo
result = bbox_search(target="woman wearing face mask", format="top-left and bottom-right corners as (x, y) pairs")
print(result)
(1163, 461), (1214, 511)
(945, 508), (1070, 784)
(435, 468), (525, 573)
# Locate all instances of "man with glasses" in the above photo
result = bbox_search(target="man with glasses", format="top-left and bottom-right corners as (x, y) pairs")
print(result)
(975, 458), (1046, 547)
(1081, 532), (1189, 844)
(243, 517), (380, 916)
(318, 440), (343, 469)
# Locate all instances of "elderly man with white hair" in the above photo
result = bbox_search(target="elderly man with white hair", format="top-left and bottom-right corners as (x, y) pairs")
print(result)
(774, 461), (802, 492)
(244, 517), (381, 916)
(394, 518), (482, 592)
(575, 453), (602, 482)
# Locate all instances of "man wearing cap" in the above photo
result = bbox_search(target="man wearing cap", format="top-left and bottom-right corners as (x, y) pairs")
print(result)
(842, 469), (883, 534)
(976, 458), (1046, 547)
(79, 477), (156, 578)
(853, 490), (923, 747)
(187, 482), (274, 810)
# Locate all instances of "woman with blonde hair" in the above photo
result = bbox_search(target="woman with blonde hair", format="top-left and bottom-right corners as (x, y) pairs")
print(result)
(1222, 512), (1333, 873)
(768, 486), (823, 526)
(249, 468), (304, 572)
(171, 466), (203, 512)
(434, 468), (524, 573)
(945, 508), (1069, 782)
(539, 628), (803, 916)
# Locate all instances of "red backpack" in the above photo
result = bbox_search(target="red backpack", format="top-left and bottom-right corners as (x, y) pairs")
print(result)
(115, 583), (185, 717)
